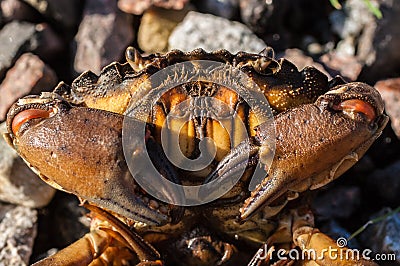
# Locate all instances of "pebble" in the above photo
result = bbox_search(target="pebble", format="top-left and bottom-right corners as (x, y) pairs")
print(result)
(375, 78), (400, 139)
(0, 122), (56, 208)
(361, 208), (400, 264)
(0, 202), (37, 265)
(366, 160), (400, 205)
(73, 0), (135, 74)
(138, 6), (191, 53)
(320, 51), (362, 81)
(169, 11), (266, 53)
(0, 21), (38, 80)
(118, 0), (188, 15)
(0, 53), (58, 121)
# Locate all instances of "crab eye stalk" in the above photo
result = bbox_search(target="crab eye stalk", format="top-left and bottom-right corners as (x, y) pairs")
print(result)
(11, 109), (51, 136)
(333, 99), (376, 123)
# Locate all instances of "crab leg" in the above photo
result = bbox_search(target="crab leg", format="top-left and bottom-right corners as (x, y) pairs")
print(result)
(32, 229), (115, 266)
(33, 203), (163, 266)
(248, 208), (377, 266)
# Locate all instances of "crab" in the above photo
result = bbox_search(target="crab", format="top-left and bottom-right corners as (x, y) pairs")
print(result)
(3, 47), (388, 266)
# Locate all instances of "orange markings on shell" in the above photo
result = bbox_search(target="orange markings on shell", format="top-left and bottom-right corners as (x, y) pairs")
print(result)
(12, 109), (51, 135)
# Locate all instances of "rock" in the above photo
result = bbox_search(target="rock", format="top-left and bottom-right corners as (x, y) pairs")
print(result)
(330, 0), (400, 83)
(279, 49), (331, 78)
(1, 0), (41, 23)
(138, 6), (191, 53)
(23, 0), (83, 33)
(0, 202), (37, 265)
(0, 122), (56, 208)
(375, 78), (400, 139)
(361, 208), (400, 264)
(366, 160), (400, 205)
(0, 21), (38, 80)
(118, 0), (188, 15)
(320, 51), (362, 81)
(0, 53), (58, 121)
(193, 0), (239, 20)
(313, 186), (361, 220)
(73, 0), (135, 74)
(169, 11), (266, 53)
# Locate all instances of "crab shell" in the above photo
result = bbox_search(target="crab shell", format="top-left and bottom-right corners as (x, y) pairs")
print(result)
(4, 47), (387, 266)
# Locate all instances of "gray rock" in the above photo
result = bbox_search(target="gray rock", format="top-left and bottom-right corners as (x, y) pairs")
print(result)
(168, 11), (267, 53)
(361, 208), (400, 264)
(73, 0), (134, 74)
(0, 21), (38, 80)
(0, 53), (58, 121)
(0, 123), (56, 208)
(0, 202), (37, 265)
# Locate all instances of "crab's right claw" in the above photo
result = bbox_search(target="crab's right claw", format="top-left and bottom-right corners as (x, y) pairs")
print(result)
(241, 83), (388, 221)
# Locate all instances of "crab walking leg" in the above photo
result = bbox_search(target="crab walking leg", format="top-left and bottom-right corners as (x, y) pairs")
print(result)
(33, 203), (163, 266)
(32, 229), (113, 266)
(83, 203), (162, 263)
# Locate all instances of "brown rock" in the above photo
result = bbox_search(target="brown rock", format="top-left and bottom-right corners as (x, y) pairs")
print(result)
(375, 78), (400, 139)
(0, 53), (58, 121)
(138, 6), (191, 53)
(73, 0), (134, 74)
(320, 51), (362, 81)
(1, 0), (40, 23)
(118, 0), (188, 15)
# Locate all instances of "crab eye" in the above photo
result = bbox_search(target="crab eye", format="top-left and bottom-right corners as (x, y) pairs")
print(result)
(334, 99), (376, 123)
(12, 109), (51, 136)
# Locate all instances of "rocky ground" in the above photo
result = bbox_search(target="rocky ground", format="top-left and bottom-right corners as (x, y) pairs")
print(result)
(0, 0), (399, 265)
